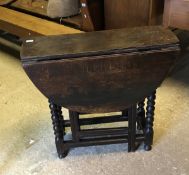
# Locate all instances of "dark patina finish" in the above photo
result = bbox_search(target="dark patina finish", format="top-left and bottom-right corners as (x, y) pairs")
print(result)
(21, 26), (179, 113)
(21, 26), (179, 158)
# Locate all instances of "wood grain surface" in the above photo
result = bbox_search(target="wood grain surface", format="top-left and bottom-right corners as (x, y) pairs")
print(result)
(21, 26), (180, 113)
(104, 0), (164, 29)
(21, 26), (178, 62)
(163, 0), (189, 30)
(0, 6), (81, 37)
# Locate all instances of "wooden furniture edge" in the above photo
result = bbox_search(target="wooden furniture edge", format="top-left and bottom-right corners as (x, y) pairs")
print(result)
(0, 6), (82, 38)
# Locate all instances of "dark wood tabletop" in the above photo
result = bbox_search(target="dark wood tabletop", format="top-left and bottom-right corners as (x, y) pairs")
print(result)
(21, 26), (179, 62)
(21, 26), (180, 113)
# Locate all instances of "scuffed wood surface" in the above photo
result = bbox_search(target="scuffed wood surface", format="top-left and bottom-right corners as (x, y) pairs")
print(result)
(21, 26), (178, 61)
(21, 26), (180, 113)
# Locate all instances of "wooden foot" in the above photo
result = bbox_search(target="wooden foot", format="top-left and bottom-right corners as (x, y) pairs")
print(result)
(144, 91), (156, 151)
(144, 144), (152, 151)
(58, 150), (69, 159)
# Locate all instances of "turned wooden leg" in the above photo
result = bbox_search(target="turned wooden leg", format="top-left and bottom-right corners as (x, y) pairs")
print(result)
(144, 91), (156, 151)
(137, 100), (145, 130)
(49, 100), (68, 158)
